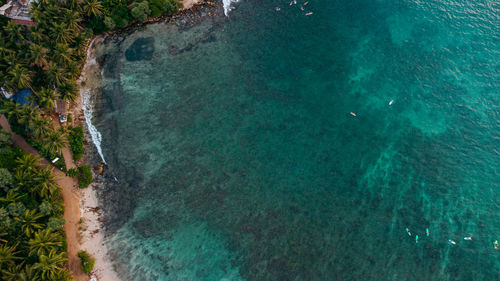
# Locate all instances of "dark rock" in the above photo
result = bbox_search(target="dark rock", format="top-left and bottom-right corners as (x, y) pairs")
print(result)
(125, 37), (155, 61)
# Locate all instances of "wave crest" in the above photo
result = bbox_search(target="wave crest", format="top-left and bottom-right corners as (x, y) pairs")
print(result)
(222, 0), (239, 16)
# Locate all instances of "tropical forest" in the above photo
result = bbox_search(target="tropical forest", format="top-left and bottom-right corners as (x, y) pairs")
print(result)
(0, 0), (181, 279)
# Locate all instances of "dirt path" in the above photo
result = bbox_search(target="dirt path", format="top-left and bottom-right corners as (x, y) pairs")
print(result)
(0, 114), (87, 281)
(61, 145), (77, 170)
(51, 118), (77, 170)
(181, 0), (202, 9)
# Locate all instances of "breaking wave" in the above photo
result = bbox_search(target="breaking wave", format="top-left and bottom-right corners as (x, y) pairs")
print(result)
(82, 88), (106, 164)
(222, 0), (239, 16)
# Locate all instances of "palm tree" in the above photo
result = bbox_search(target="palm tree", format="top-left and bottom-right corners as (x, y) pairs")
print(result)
(70, 0), (84, 10)
(46, 63), (67, 88)
(28, 44), (49, 70)
(1, 263), (23, 281)
(51, 22), (73, 44)
(29, 25), (48, 43)
(34, 166), (59, 198)
(0, 232), (7, 244)
(83, 0), (103, 17)
(15, 209), (45, 237)
(0, 100), (23, 122)
(73, 35), (87, 57)
(63, 9), (83, 31)
(0, 51), (17, 70)
(33, 249), (67, 280)
(52, 269), (72, 281)
(58, 81), (78, 102)
(7, 64), (33, 90)
(18, 264), (40, 281)
(29, 115), (53, 141)
(0, 243), (20, 269)
(28, 229), (63, 256)
(0, 189), (26, 204)
(52, 43), (72, 65)
(4, 21), (25, 44)
(36, 88), (59, 110)
(17, 105), (41, 129)
(15, 154), (40, 173)
(43, 128), (67, 155)
(15, 169), (39, 194)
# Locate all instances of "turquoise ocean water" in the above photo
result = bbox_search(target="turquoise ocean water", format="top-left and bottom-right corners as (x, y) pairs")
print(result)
(90, 0), (500, 280)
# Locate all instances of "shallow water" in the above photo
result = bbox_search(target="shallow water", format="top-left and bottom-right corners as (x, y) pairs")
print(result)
(91, 0), (500, 280)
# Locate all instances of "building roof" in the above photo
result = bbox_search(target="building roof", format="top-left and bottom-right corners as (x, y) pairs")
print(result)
(0, 0), (37, 23)
(55, 99), (67, 114)
(10, 89), (32, 105)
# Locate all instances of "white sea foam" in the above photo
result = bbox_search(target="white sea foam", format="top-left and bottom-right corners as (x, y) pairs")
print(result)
(81, 38), (106, 164)
(222, 0), (239, 16)
(82, 88), (106, 164)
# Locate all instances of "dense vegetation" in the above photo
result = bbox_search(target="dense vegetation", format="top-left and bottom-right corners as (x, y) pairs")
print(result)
(0, 128), (70, 280)
(68, 126), (84, 161)
(65, 164), (92, 188)
(77, 250), (95, 274)
(76, 164), (93, 188)
(93, 0), (182, 31)
(0, 0), (182, 277)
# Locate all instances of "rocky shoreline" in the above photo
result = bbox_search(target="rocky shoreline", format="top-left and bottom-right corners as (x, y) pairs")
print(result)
(76, 1), (225, 280)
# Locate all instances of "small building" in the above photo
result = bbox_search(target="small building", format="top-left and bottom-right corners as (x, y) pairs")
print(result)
(0, 0), (37, 25)
(54, 99), (67, 115)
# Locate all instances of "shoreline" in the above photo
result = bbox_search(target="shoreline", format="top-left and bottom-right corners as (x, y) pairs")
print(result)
(77, 35), (121, 281)
(74, 1), (213, 280)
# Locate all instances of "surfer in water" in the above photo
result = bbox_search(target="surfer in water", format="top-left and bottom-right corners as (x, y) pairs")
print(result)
(405, 228), (411, 236)
(426, 228), (430, 237)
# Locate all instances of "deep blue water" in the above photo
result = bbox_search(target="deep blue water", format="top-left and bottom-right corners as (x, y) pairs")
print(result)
(90, 0), (500, 280)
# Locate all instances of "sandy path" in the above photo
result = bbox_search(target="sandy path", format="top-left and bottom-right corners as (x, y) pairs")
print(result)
(0, 114), (87, 281)
(61, 145), (77, 170)
(181, 0), (201, 9)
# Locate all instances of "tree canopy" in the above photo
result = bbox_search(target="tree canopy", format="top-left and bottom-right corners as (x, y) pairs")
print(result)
(0, 129), (70, 279)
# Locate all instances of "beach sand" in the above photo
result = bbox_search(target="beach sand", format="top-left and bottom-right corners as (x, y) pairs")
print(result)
(79, 184), (121, 281)
(77, 36), (121, 281)
(181, 0), (202, 10)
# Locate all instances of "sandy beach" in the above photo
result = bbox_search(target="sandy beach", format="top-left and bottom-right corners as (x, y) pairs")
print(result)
(76, 35), (121, 281)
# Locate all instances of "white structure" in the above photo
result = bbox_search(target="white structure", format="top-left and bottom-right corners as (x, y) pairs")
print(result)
(0, 87), (13, 99)
(0, 0), (37, 25)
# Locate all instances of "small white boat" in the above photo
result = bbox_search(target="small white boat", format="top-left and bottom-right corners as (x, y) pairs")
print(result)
(389, 100), (394, 105)
(449, 240), (457, 245)
(305, 12), (313, 16)
(350, 112), (357, 116)
(464, 237), (472, 241)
